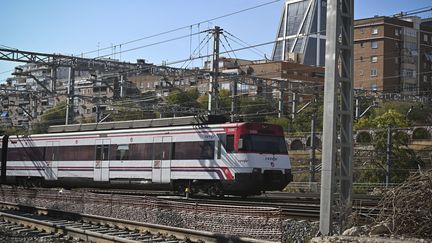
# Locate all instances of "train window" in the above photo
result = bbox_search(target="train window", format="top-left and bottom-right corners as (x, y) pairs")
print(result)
(8, 148), (29, 161)
(154, 143), (171, 160)
(96, 145), (109, 160)
(239, 135), (287, 154)
(115, 144), (129, 160)
(173, 141), (214, 160)
(57, 146), (94, 161)
(76, 146), (95, 160)
(226, 135), (234, 153)
(129, 143), (153, 160)
(217, 134), (234, 153)
(13, 147), (41, 161)
(217, 141), (221, 159)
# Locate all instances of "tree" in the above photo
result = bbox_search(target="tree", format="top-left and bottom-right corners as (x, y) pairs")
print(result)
(31, 101), (67, 134)
(0, 127), (28, 136)
(266, 117), (291, 132)
(108, 99), (155, 121)
(238, 96), (276, 122)
(197, 89), (231, 113)
(290, 99), (323, 134)
(165, 88), (201, 117)
(357, 100), (432, 126)
(355, 109), (421, 184)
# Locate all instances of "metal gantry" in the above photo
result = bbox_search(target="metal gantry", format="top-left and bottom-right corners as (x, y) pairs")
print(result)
(319, 0), (354, 235)
(208, 26), (222, 115)
(0, 48), (140, 71)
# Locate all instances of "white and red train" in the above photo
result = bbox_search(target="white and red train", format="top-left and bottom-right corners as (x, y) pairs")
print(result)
(0, 119), (292, 196)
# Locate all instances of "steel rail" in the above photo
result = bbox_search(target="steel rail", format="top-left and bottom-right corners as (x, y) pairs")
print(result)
(0, 201), (273, 243)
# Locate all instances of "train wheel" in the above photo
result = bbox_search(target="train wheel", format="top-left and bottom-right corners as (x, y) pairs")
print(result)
(207, 183), (223, 198)
(176, 184), (186, 196)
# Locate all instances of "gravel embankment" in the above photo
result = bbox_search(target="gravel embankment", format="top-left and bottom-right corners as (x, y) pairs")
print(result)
(0, 223), (77, 243)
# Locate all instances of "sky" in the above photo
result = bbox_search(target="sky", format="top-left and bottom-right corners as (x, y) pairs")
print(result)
(1, 0), (431, 82)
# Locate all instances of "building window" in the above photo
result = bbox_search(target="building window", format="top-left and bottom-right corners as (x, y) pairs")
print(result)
(371, 69), (378, 77)
(372, 27), (379, 35)
(395, 29), (400, 36)
(371, 84), (377, 91)
(371, 56), (378, 63)
(360, 42), (364, 48)
(402, 69), (415, 78)
(424, 34), (429, 42)
(424, 75), (428, 83)
(360, 56), (364, 62)
(359, 70), (364, 76)
(371, 41), (378, 49)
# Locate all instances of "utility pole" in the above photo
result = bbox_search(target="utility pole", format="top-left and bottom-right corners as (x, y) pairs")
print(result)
(50, 67), (57, 93)
(65, 67), (75, 125)
(120, 74), (124, 98)
(386, 124), (393, 187)
(231, 78), (238, 122)
(309, 113), (316, 183)
(291, 92), (297, 120)
(309, 93), (319, 184)
(319, 0), (354, 236)
(208, 26), (222, 115)
(355, 97), (359, 119)
(278, 81), (285, 118)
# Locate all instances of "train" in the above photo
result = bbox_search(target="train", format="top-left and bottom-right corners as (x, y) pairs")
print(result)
(0, 116), (292, 196)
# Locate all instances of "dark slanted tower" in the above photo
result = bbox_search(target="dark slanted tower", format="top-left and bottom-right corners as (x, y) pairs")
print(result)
(272, 0), (327, 66)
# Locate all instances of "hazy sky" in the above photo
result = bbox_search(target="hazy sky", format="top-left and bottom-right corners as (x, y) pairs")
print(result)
(1, 0), (431, 81)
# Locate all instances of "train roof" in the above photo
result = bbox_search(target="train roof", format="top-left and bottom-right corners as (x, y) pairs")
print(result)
(47, 115), (228, 133)
(15, 116), (250, 139)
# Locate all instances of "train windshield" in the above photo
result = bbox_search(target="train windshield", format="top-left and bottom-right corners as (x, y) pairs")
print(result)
(239, 135), (288, 154)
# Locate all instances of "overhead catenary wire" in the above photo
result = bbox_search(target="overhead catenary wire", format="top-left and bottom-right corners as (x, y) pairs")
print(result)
(3, 5), (432, 126)
(79, 0), (283, 57)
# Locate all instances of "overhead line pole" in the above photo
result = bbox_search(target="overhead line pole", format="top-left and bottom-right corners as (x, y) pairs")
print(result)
(208, 26), (222, 115)
(319, 0), (354, 235)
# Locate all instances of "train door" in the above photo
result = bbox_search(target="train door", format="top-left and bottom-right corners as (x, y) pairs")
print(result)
(152, 136), (171, 183)
(94, 139), (111, 182)
(44, 141), (59, 180)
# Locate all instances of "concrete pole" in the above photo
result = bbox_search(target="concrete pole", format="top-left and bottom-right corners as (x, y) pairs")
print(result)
(355, 97), (359, 119)
(65, 67), (72, 125)
(291, 92), (297, 120)
(319, 0), (354, 235)
(386, 124), (393, 187)
(50, 67), (57, 93)
(278, 81), (285, 118)
(231, 78), (238, 122)
(120, 74), (124, 98)
(316, 0), (322, 66)
(309, 113), (316, 183)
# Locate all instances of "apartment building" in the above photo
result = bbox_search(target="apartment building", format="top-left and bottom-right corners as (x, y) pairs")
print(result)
(354, 16), (432, 95)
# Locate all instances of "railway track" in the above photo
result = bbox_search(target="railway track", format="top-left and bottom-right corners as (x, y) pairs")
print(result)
(0, 201), (270, 243)
(83, 189), (381, 206)
(82, 189), (382, 220)
(0, 187), (382, 221)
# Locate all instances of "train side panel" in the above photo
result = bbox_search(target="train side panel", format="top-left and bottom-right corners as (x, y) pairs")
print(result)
(4, 123), (292, 195)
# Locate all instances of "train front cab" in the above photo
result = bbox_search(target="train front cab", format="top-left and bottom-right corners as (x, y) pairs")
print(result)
(220, 123), (292, 196)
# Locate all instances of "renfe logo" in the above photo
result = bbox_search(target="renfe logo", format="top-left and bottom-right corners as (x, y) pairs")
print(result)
(265, 157), (277, 161)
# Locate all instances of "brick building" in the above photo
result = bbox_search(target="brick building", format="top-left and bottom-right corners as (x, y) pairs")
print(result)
(354, 16), (432, 95)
